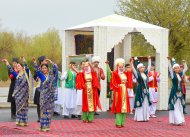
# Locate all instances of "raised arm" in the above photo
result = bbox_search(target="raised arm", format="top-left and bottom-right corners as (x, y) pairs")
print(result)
(147, 56), (151, 73)
(182, 60), (188, 75)
(70, 64), (79, 74)
(168, 57), (174, 79)
(2, 59), (18, 78)
(105, 60), (112, 72)
(130, 58), (138, 78)
(60, 71), (68, 81)
(32, 58), (46, 83)
(21, 57), (29, 76)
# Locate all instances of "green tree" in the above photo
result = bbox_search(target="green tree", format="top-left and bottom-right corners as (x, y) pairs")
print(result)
(116, 0), (190, 63)
(0, 28), (62, 81)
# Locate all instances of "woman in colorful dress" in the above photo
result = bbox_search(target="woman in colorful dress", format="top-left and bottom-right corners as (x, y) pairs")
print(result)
(110, 58), (130, 128)
(2, 57), (30, 126)
(131, 57), (151, 122)
(167, 57), (185, 125)
(32, 58), (58, 132)
(72, 62), (101, 123)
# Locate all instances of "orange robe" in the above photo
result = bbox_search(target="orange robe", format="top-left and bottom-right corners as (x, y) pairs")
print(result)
(110, 70), (130, 113)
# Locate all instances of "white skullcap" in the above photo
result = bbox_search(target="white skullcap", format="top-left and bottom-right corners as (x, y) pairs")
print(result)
(92, 56), (101, 63)
(134, 56), (138, 60)
(137, 63), (144, 69)
(173, 63), (180, 69)
(115, 58), (125, 66)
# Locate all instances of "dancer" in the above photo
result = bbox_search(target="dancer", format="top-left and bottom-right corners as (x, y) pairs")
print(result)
(168, 57), (185, 125)
(74, 62), (101, 123)
(32, 57), (58, 132)
(61, 62), (77, 118)
(179, 60), (188, 114)
(92, 56), (105, 115)
(75, 61), (85, 120)
(2, 57), (30, 126)
(7, 58), (19, 119)
(125, 63), (136, 114)
(132, 56), (151, 122)
(110, 58), (130, 128)
(54, 70), (63, 115)
(33, 56), (47, 122)
(148, 64), (160, 118)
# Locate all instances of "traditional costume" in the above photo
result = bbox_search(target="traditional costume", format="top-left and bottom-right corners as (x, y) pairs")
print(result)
(179, 63), (188, 114)
(133, 57), (151, 122)
(7, 58), (19, 119)
(110, 58), (130, 127)
(148, 69), (160, 117)
(76, 62), (101, 122)
(92, 56), (105, 95)
(34, 62), (58, 131)
(75, 69), (84, 119)
(33, 56), (46, 122)
(54, 71), (63, 114)
(61, 69), (77, 118)
(168, 58), (185, 125)
(8, 61), (30, 126)
(125, 70), (136, 114)
(92, 56), (105, 115)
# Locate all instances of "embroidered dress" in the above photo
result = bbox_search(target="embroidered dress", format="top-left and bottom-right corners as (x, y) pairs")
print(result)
(168, 61), (185, 125)
(8, 64), (29, 126)
(34, 63), (58, 131)
(110, 70), (130, 127)
(76, 71), (101, 122)
(61, 70), (77, 116)
(133, 59), (151, 122)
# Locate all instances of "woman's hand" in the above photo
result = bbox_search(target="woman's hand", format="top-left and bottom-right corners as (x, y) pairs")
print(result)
(45, 59), (53, 64)
(21, 56), (26, 62)
(105, 60), (109, 64)
(167, 57), (171, 60)
(1, 59), (9, 66)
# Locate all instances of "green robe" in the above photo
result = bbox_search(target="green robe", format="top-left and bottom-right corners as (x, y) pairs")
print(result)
(134, 70), (151, 108)
(168, 73), (185, 110)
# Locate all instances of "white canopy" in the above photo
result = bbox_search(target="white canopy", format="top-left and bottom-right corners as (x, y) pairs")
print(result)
(63, 14), (169, 111)
(66, 14), (165, 31)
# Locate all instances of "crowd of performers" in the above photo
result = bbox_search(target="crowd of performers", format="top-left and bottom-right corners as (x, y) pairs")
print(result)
(1, 55), (190, 131)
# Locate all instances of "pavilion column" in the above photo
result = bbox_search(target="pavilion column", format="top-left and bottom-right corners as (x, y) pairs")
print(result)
(61, 30), (75, 114)
(63, 30), (75, 72)
(123, 34), (132, 62)
(156, 29), (169, 110)
(94, 26), (109, 111)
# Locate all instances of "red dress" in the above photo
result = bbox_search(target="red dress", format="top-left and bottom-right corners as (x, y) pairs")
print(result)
(110, 70), (130, 113)
(76, 71), (101, 112)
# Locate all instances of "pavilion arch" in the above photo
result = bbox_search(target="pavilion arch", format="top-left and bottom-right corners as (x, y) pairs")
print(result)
(63, 14), (169, 111)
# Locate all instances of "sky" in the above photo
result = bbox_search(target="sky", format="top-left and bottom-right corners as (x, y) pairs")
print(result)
(0, 0), (117, 36)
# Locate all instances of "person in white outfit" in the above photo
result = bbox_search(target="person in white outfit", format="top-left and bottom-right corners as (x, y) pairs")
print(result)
(131, 56), (152, 122)
(74, 61), (85, 120)
(125, 63), (137, 114)
(167, 57), (185, 125)
(54, 71), (64, 115)
(148, 64), (160, 118)
(61, 62), (77, 118)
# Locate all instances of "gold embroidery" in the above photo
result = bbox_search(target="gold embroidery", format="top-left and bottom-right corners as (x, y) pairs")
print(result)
(119, 74), (127, 113)
(85, 73), (94, 112)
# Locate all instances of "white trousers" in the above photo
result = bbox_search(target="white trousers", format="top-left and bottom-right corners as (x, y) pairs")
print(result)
(127, 88), (134, 112)
(74, 90), (82, 115)
(54, 87), (64, 114)
(63, 88), (77, 116)
(149, 88), (158, 115)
